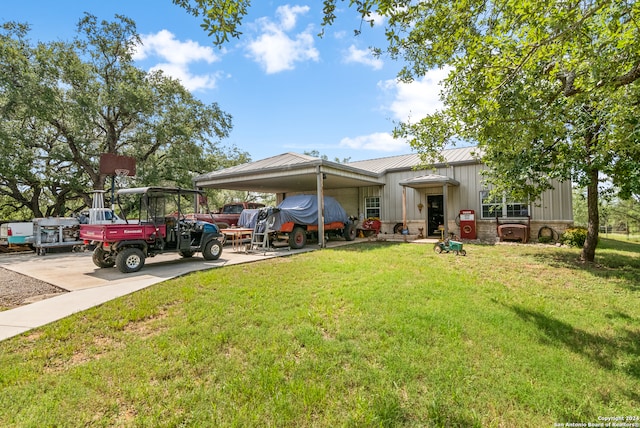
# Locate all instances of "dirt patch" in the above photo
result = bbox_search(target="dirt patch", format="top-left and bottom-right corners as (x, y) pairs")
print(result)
(0, 267), (67, 311)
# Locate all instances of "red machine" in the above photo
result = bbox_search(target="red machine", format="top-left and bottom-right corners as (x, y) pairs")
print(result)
(459, 210), (477, 239)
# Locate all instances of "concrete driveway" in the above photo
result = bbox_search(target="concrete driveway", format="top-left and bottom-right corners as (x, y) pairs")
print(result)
(0, 239), (364, 341)
(0, 248), (279, 292)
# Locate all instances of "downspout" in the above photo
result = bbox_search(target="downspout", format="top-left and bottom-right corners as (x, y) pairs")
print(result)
(316, 165), (326, 248)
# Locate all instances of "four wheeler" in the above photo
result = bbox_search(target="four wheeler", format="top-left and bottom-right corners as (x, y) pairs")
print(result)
(80, 187), (223, 273)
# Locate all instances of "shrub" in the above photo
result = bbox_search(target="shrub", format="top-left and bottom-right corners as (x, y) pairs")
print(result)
(537, 235), (553, 244)
(560, 227), (588, 247)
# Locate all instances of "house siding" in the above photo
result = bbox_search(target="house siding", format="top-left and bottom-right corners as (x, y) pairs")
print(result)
(357, 161), (573, 241)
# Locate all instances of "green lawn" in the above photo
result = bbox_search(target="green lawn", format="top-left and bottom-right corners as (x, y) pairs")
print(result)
(1, 239), (638, 427)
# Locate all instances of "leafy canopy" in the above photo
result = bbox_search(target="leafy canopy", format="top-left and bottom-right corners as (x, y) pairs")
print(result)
(1, 14), (246, 217)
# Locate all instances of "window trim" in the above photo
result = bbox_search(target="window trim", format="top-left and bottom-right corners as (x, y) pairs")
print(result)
(364, 196), (381, 219)
(480, 190), (530, 219)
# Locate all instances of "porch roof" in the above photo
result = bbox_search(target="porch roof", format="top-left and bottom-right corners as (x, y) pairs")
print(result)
(399, 174), (460, 188)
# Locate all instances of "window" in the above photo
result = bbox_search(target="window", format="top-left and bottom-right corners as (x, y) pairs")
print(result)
(480, 191), (529, 219)
(365, 196), (380, 219)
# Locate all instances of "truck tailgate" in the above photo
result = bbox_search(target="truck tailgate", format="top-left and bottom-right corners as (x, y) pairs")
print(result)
(80, 224), (165, 241)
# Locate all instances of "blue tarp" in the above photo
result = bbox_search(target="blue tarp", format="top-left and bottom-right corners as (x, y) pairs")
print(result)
(239, 195), (350, 231)
(274, 195), (348, 229)
(238, 209), (260, 229)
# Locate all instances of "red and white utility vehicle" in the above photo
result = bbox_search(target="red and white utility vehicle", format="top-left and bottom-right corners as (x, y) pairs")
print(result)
(80, 187), (223, 273)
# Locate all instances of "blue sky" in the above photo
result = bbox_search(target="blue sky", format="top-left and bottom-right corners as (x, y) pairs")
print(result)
(2, 1), (447, 162)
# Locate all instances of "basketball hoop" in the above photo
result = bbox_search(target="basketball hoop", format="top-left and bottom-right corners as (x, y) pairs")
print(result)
(114, 169), (130, 188)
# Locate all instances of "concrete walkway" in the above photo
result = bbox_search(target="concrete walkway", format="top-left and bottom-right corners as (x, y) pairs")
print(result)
(0, 243), (323, 341)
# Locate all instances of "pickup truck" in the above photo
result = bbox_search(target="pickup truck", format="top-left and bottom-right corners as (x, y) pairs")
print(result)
(0, 222), (34, 245)
(186, 202), (265, 228)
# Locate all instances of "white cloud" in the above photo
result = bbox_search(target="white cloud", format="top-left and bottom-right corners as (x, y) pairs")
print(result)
(364, 10), (386, 27)
(344, 45), (383, 70)
(338, 68), (451, 153)
(245, 5), (319, 74)
(379, 67), (451, 121)
(133, 30), (222, 91)
(276, 5), (310, 31)
(148, 63), (221, 92)
(340, 132), (408, 152)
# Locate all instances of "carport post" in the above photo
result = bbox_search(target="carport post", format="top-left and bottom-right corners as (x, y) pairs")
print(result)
(316, 166), (326, 248)
(402, 185), (407, 229)
(442, 183), (449, 237)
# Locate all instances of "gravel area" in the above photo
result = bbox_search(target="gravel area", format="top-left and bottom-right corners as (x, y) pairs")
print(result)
(0, 266), (67, 311)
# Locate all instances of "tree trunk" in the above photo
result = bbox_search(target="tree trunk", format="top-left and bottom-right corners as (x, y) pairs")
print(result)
(581, 168), (599, 262)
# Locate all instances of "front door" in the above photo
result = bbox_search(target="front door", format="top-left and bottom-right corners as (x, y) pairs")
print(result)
(427, 195), (444, 236)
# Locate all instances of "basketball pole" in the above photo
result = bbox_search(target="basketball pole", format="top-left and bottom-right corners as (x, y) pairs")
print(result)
(111, 174), (115, 212)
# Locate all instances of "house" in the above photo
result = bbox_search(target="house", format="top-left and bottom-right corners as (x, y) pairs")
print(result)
(193, 146), (573, 245)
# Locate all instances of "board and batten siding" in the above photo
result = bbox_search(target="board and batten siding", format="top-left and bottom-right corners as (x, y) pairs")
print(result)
(324, 188), (359, 218)
(370, 162), (572, 232)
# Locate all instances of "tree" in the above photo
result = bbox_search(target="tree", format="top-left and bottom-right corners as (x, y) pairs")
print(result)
(0, 15), (243, 218)
(304, 150), (351, 163)
(175, 0), (640, 262)
(381, 0), (640, 262)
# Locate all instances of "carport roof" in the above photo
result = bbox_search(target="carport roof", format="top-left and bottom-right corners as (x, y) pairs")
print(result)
(194, 152), (385, 193)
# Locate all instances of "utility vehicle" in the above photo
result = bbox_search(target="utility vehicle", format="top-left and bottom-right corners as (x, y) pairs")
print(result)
(80, 187), (223, 273)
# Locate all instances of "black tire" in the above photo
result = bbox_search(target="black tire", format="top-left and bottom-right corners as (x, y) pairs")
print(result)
(289, 226), (307, 249)
(433, 244), (443, 254)
(179, 250), (194, 258)
(203, 239), (223, 260)
(115, 247), (145, 273)
(92, 247), (115, 268)
(459, 249), (467, 256)
(344, 222), (357, 241)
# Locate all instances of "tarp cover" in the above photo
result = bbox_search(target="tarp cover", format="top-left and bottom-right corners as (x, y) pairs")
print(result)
(274, 195), (348, 228)
(238, 209), (260, 229)
(238, 196), (349, 231)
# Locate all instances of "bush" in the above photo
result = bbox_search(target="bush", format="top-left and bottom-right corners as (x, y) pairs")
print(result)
(560, 227), (588, 247)
(537, 235), (553, 244)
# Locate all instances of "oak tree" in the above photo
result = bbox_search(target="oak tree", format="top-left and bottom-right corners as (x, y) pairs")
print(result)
(0, 14), (242, 218)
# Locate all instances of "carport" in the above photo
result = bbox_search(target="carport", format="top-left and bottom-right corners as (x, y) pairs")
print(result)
(193, 153), (385, 247)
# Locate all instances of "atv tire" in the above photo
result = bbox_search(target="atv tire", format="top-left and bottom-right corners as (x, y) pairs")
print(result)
(116, 247), (146, 273)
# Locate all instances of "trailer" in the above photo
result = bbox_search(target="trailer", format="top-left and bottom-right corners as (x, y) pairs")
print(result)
(32, 217), (83, 255)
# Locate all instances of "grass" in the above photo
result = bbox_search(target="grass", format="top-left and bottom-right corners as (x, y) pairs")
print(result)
(0, 239), (638, 427)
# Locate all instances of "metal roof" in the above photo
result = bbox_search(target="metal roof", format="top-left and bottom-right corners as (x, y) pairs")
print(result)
(399, 174), (460, 188)
(346, 146), (480, 174)
(193, 146), (480, 193)
(194, 152), (384, 193)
